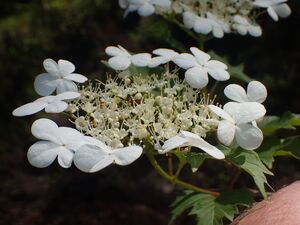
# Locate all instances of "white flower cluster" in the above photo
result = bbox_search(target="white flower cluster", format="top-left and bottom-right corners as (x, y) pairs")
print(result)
(119, 0), (291, 38)
(13, 46), (268, 173)
(106, 45), (229, 89)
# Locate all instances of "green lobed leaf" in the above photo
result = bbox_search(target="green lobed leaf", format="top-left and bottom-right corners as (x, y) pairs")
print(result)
(227, 149), (273, 199)
(171, 190), (253, 225)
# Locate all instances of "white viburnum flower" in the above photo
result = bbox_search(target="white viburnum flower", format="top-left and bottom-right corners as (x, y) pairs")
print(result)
(232, 15), (262, 37)
(34, 59), (87, 96)
(148, 48), (179, 67)
(224, 81), (267, 103)
(105, 45), (151, 71)
(12, 92), (80, 117)
(208, 102), (266, 150)
(119, 0), (171, 17)
(206, 12), (231, 38)
(253, 0), (291, 21)
(173, 47), (230, 89)
(27, 118), (87, 168)
(73, 137), (143, 173)
(158, 131), (225, 159)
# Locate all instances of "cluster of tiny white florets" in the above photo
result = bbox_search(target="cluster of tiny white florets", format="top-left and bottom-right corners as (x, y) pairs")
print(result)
(71, 72), (219, 149)
(119, 0), (291, 38)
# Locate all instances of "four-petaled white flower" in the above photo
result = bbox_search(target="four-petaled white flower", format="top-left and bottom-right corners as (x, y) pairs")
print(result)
(13, 92), (80, 117)
(253, 0), (291, 21)
(232, 15), (262, 37)
(73, 137), (143, 172)
(209, 102), (266, 150)
(173, 47), (230, 89)
(34, 59), (87, 96)
(206, 12), (231, 39)
(224, 81), (267, 103)
(148, 48), (179, 68)
(119, 0), (171, 17)
(27, 118), (87, 168)
(105, 45), (151, 70)
(158, 131), (225, 159)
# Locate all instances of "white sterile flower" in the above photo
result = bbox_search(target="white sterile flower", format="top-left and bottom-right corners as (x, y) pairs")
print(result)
(73, 137), (143, 173)
(34, 59), (87, 96)
(27, 118), (86, 168)
(12, 92), (80, 117)
(253, 0), (291, 21)
(208, 102), (266, 150)
(158, 131), (225, 159)
(206, 12), (230, 38)
(232, 15), (262, 37)
(224, 81), (267, 103)
(173, 47), (230, 89)
(105, 45), (151, 71)
(120, 0), (171, 17)
(148, 48), (179, 67)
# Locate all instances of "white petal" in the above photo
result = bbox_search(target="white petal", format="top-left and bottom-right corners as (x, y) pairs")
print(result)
(43, 59), (59, 77)
(248, 25), (262, 37)
(273, 3), (291, 18)
(173, 53), (198, 69)
(57, 127), (84, 150)
(224, 102), (266, 124)
(217, 120), (236, 146)
(83, 136), (111, 152)
(206, 60), (228, 70)
(235, 124), (263, 150)
(247, 81), (267, 103)
(253, 0), (272, 7)
(105, 46), (130, 57)
(57, 148), (74, 168)
(153, 48), (176, 56)
(138, 3), (155, 17)
(45, 100), (68, 113)
(123, 4), (139, 17)
(267, 6), (279, 21)
(206, 67), (230, 81)
(27, 141), (60, 168)
(182, 11), (196, 29)
(160, 135), (188, 153)
(31, 118), (60, 143)
(190, 47), (210, 65)
(194, 17), (212, 34)
(56, 79), (78, 94)
(208, 105), (234, 122)
(108, 56), (131, 70)
(212, 27), (224, 38)
(148, 56), (166, 68)
(12, 101), (48, 117)
(235, 24), (248, 35)
(185, 67), (209, 89)
(113, 146), (143, 165)
(74, 144), (113, 172)
(34, 73), (58, 96)
(180, 131), (225, 159)
(224, 84), (248, 103)
(64, 73), (87, 83)
(233, 15), (249, 25)
(58, 59), (75, 75)
(131, 53), (152, 67)
(55, 92), (80, 101)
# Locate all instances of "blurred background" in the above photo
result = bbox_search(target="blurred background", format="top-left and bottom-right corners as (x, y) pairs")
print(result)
(1, 1), (300, 224)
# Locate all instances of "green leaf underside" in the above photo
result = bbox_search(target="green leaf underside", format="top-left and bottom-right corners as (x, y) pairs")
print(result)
(186, 152), (206, 172)
(171, 190), (253, 225)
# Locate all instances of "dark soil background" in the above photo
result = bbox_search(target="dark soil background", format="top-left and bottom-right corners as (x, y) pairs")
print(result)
(1, 1), (300, 225)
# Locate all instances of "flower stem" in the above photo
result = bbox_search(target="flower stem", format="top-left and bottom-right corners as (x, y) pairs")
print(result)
(146, 152), (220, 196)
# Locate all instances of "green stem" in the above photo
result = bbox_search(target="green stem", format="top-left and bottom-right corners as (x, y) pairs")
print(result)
(146, 152), (220, 196)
